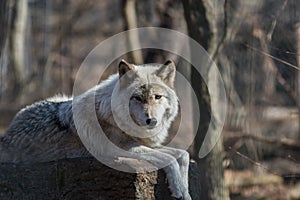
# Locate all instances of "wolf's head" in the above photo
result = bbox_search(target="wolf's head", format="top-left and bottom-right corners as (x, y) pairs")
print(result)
(111, 59), (179, 146)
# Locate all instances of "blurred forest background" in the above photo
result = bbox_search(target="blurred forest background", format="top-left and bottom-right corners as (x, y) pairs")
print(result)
(1, 0), (300, 199)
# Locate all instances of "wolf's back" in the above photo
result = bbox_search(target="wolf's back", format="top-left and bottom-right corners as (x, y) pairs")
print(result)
(0, 100), (87, 162)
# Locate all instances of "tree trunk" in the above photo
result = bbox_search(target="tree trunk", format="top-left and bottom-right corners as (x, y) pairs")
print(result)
(123, 0), (143, 64)
(182, 0), (229, 199)
(0, 1), (9, 100)
(12, 0), (29, 82)
(0, 157), (202, 200)
(296, 23), (300, 139)
(1, 0), (30, 102)
(0, 1), (9, 57)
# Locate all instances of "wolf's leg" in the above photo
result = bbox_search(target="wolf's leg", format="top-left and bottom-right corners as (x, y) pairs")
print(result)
(129, 145), (191, 200)
(155, 146), (190, 190)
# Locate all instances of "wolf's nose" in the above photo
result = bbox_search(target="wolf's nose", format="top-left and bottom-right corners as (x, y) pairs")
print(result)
(146, 118), (157, 127)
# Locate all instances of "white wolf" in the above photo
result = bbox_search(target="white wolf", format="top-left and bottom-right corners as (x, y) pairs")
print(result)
(0, 60), (191, 199)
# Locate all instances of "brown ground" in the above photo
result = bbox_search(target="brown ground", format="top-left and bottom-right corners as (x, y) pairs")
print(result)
(226, 169), (300, 200)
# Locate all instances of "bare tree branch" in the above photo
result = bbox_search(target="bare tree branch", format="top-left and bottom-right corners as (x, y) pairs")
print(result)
(267, 0), (289, 41)
(225, 132), (300, 150)
(244, 43), (300, 71)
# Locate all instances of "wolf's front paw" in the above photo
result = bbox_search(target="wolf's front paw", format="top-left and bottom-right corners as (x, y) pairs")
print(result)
(182, 192), (192, 200)
(170, 187), (191, 200)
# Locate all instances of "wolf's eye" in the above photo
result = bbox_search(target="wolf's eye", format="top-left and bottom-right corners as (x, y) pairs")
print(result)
(155, 95), (162, 100)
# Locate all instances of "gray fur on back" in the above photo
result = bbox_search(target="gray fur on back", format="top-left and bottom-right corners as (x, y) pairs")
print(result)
(0, 99), (90, 162)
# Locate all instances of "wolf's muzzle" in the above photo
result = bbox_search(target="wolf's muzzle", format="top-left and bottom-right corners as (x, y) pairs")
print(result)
(146, 117), (157, 129)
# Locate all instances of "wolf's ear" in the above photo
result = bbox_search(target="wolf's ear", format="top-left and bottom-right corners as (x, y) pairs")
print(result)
(119, 59), (136, 78)
(156, 60), (176, 88)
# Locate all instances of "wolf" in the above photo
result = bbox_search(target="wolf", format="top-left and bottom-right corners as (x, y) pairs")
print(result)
(0, 59), (191, 199)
